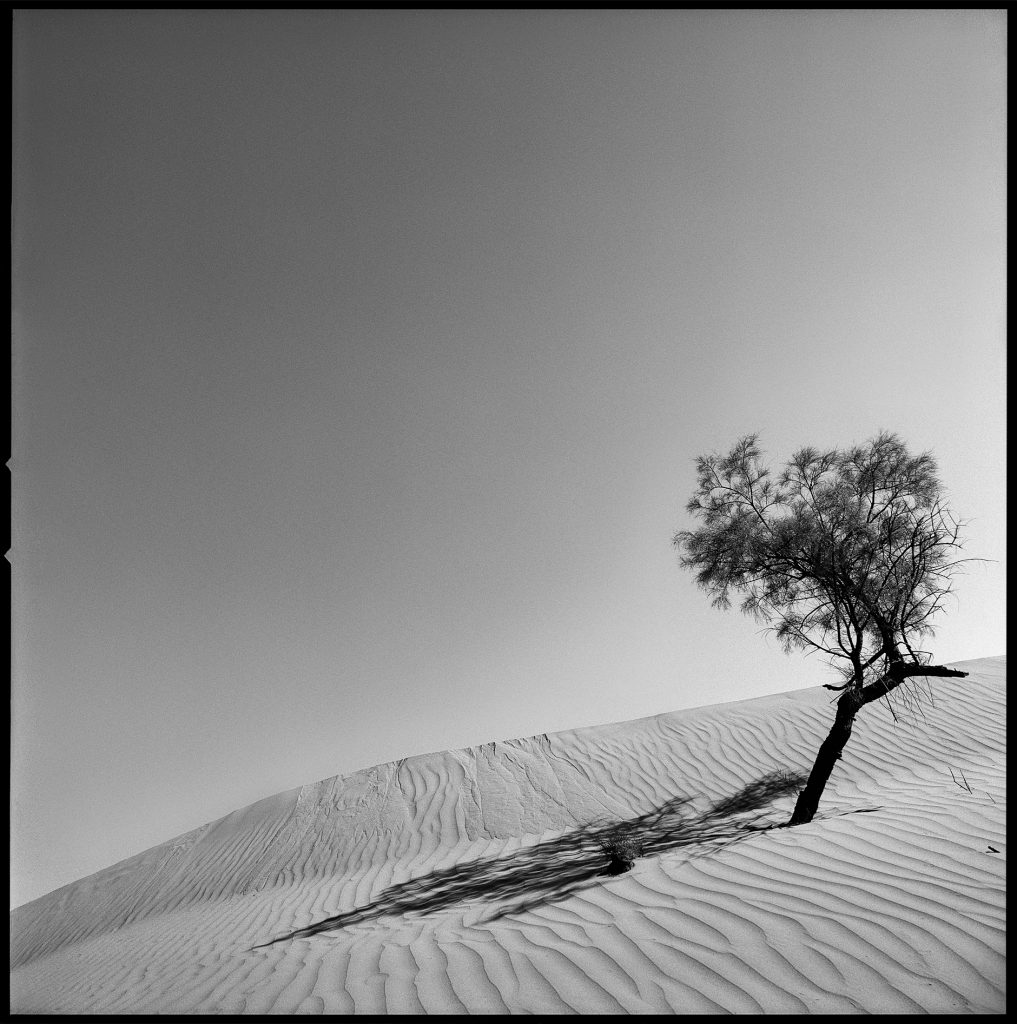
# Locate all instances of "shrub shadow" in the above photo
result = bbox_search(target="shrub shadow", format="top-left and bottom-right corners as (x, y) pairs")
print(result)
(252, 770), (804, 948)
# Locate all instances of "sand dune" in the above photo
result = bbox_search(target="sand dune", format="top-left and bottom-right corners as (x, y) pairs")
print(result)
(10, 656), (1005, 1013)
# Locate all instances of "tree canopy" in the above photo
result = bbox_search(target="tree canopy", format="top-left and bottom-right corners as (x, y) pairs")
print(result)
(674, 431), (968, 700)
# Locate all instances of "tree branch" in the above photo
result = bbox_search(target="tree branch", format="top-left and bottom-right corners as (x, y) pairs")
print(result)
(859, 663), (968, 706)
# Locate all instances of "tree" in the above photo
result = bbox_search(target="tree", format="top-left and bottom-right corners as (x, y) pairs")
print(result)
(673, 431), (971, 826)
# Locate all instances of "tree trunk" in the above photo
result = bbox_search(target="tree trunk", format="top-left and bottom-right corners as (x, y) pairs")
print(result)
(787, 662), (968, 827)
(788, 687), (863, 826)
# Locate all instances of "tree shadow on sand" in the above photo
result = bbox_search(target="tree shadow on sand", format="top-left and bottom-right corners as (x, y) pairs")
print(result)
(252, 770), (806, 948)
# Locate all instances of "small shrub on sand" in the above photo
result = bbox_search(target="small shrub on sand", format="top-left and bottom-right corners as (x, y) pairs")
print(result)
(596, 829), (644, 875)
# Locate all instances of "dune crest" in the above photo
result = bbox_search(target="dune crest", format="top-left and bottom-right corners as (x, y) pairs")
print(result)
(11, 656), (1005, 1013)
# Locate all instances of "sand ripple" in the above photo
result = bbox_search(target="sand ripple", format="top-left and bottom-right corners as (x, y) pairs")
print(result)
(10, 656), (1005, 1013)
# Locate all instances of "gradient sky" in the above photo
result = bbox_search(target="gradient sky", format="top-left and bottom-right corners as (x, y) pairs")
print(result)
(12, 10), (1005, 909)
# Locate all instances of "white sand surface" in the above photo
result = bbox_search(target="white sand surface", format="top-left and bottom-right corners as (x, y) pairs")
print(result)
(10, 656), (1005, 1013)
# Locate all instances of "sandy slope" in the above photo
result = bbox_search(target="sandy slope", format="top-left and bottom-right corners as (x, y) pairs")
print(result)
(10, 656), (1005, 1014)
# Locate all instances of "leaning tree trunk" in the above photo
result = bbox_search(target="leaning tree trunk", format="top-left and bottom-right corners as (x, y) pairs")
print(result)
(787, 661), (968, 827)
(788, 687), (864, 826)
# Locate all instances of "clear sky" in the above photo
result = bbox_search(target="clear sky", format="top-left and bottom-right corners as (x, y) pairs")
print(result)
(11, 10), (1005, 909)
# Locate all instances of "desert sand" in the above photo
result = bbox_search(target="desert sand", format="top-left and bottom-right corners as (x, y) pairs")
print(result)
(10, 656), (1005, 1014)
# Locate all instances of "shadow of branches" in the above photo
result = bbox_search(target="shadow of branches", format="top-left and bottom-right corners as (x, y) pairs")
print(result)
(252, 770), (805, 948)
